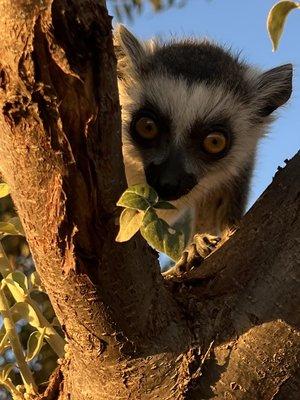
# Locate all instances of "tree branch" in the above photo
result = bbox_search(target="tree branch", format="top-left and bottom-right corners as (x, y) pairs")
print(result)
(165, 152), (300, 399)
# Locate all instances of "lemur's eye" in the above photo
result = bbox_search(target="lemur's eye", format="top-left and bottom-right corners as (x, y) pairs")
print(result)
(202, 132), (227, 155)
(135, 117), (159, 140)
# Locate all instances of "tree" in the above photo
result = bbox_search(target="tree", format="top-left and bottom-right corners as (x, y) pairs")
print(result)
(0, 1), (299, 399)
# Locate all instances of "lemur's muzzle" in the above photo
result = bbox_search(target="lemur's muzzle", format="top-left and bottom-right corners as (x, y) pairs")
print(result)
(145, 154), (197, 201)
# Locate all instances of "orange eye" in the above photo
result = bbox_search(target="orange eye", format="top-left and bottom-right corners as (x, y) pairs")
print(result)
(135, 117), (159, 140)
(202, 132), (227, 155)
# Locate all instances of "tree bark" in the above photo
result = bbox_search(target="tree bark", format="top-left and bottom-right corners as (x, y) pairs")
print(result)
(0, 1), (299, 399)
(165, 153), (300, 399)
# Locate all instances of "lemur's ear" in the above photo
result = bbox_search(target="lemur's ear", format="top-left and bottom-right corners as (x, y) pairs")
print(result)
(255, 64), (293, 117)
(114, 25), (146, 79)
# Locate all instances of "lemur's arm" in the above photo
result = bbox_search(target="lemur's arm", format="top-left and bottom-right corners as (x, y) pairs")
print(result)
(176, 162), (254, 273)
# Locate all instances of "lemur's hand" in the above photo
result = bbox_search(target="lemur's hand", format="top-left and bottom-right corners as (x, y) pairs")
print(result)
(168, 226), (237, 276)
(174, 233), (221, 273)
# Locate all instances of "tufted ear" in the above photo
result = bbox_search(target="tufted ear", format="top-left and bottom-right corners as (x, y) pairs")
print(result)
(114, 25), (147, 79)
(255, 64), (293, 117)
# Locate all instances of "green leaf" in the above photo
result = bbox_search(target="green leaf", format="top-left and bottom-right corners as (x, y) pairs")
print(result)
(7, 271), (28, 292)
(10, 302), (41, 328)
(117, 184), (158, 211)
(116, 208), (143, 242)
(0, 183), (10, 199)
(0, 222), (20, 236)
(153, 200), (176, 210)
(28, 271), (42, 290)
(26, 328), (46, 361)
(140, 208), (185, 261)
(8, 217), (25, 235)
(0, 247), (11, 277)
(4, 271), (28, 299)
(0, 217), (25, 236)
(267, 1), (300, 51)
(0, 363), (14, 381)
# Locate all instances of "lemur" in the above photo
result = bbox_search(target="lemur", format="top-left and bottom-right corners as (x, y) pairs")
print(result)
(114, 25), (293, 270)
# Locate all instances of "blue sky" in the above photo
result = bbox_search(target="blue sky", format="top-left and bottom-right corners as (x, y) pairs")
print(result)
(109, 0), (299, 207)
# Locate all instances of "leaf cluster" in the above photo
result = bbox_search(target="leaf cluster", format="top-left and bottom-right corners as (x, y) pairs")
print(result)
(0, 184), (65, 399)
(116, 184), (186, 261)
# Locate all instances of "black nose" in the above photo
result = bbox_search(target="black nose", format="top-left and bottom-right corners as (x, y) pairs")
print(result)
(145, 163), (197, 201)
(154, 181), (181, 201)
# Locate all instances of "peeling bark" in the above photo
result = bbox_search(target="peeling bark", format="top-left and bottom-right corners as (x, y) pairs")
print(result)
(0, 1), (299, 399)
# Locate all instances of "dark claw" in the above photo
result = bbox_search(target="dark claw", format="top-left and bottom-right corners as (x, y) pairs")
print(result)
(174, 233), (221, 273)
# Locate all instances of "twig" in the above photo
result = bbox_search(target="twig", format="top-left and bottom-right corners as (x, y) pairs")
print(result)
(0, 288), (38, 395)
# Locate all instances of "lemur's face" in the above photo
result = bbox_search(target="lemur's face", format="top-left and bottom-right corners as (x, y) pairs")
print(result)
(115, 26), (292, 203)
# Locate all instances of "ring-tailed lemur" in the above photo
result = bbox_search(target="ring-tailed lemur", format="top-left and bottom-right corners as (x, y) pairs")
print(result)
(114, 25), (292, 270)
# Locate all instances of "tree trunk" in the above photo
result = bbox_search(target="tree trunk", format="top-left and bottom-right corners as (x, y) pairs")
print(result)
(0, 1), (299, 399)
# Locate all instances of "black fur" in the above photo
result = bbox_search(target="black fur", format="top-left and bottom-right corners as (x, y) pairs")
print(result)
(141, 41), (251, 97)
